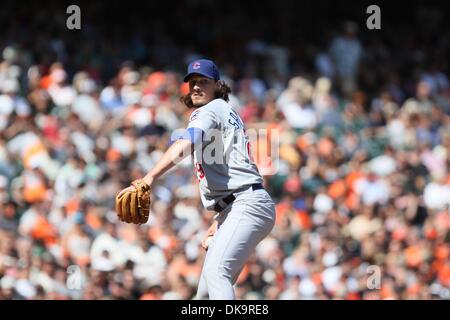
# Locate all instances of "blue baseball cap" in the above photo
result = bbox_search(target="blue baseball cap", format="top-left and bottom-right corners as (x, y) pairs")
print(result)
(183, 59), (220, 82)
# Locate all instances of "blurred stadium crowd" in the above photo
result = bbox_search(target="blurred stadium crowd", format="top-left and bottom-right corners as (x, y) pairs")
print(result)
(0, 1), (450, 300)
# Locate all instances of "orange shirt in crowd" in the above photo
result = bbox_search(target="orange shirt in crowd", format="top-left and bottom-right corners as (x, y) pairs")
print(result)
(30, 215), (58, 246)
(275, 202), (311, 230)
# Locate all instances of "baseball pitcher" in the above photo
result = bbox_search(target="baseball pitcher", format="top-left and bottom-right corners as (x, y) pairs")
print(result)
(116, 59), (276, 299)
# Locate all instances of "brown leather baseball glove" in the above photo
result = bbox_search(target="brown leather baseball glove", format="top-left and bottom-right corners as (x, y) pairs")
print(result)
(115, 179), (151, 224)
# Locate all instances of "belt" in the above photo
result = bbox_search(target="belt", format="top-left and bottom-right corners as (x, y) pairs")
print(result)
(213, 183), (264, 212)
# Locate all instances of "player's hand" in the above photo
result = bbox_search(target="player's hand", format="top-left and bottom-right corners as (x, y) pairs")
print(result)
(201, 221), (218, 250)
(115, 179), (152, 225)
(202, 235), (213, 251)
(116, 185), (136, 198)
(116, 176), (154, 199)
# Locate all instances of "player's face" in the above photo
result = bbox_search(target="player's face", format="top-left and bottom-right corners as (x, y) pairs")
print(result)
(188, 76), (216, 107)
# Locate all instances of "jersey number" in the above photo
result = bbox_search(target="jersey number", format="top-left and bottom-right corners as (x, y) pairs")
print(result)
(246, 140), (254, 162)
(195, 162), (205, 180)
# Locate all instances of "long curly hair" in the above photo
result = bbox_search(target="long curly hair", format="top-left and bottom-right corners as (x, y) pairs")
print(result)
(180, 80), (231, 109)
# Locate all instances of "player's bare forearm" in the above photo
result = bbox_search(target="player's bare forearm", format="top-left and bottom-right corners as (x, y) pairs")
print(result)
(142, 139), (193, 186)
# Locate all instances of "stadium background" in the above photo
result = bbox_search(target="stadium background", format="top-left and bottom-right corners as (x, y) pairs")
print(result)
(0, 0), (449, 299)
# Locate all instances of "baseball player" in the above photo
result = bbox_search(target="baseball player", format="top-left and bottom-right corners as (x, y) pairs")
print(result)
(117, 59), (275, 300)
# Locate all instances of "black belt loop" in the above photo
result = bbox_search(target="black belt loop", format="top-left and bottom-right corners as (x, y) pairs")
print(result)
(214, 183), (264, 212)
(213, 194), (235, 212)
(251, 183), (264, 191)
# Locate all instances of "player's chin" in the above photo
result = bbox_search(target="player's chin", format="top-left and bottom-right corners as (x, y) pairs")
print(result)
(192, 98), (207, 107)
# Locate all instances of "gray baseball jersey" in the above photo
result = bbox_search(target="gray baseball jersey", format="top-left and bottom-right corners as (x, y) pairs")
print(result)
(186, 98), (262, 210)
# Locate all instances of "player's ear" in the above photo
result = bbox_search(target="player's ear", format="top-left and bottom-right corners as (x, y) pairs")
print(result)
(215, 80), (224, 91)
(214, 81), (221, 98)
(215, 80), (231, 102)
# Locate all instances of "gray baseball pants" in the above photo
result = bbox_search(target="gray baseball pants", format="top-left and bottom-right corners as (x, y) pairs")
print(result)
(195, 186), (276, 300)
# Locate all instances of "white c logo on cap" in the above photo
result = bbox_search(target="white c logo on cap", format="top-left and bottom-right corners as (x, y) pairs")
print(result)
(193, 62), (201, 69)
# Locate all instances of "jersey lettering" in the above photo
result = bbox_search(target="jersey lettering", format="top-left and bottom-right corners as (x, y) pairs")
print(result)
(187, 99), (263, 210)
(228, 111), (244, 130)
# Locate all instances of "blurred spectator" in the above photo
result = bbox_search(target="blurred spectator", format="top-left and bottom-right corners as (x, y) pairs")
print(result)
(329, 22), (364, 97)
